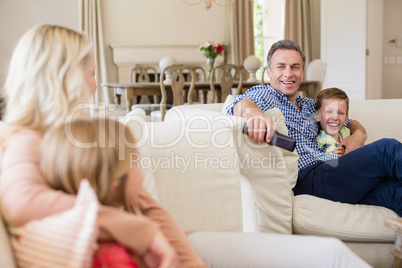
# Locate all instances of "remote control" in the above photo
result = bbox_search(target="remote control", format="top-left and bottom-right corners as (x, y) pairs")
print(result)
(242, 123), (296, 152)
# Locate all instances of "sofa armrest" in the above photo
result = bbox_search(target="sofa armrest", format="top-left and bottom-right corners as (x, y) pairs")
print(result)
(0, 216), (16, 268)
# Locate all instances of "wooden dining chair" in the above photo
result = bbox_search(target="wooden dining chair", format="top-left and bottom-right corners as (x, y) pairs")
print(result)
(152, 64), (196, 121)
(130, 65), (159, 103)
(130, 65), (158, 82)
(186, 65), (207, 104)
(113, 65), (157, 106)
(129, 65), (161, 117)
(210, 64), (244, 103)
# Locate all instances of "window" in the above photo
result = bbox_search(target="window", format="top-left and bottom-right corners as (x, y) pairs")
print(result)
(254, 0), (285, 81)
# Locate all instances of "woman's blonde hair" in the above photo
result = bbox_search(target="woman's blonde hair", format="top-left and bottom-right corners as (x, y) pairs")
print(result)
(41, 117), (138, 208)
(3, 24), (93, 133)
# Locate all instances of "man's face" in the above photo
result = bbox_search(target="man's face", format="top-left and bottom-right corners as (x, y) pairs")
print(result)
(267, 49), (304, 100)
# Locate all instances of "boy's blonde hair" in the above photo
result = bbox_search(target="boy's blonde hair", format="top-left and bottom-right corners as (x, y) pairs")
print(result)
(3, 24), (93, 133)
(41, 117), (138, 207)
(315, 87), (350, 115)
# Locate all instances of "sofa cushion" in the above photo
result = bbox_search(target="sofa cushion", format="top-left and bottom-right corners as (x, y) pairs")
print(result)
(9, 180), (98, 267)
(232, 108), (298, 234)
(163, 104), (299, 234)
(127, 114), (244, 232)
(293, 194), (397, 242)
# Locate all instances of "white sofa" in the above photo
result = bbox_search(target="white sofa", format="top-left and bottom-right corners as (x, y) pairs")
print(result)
(127, 98), (401, 268)
(1, 98), (401, 267)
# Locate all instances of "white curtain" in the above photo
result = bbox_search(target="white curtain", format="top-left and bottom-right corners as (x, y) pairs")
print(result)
(79, 0), (112, 104)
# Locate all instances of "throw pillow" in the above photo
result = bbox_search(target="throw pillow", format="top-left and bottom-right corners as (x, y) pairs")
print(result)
(10, 179), (99, 268)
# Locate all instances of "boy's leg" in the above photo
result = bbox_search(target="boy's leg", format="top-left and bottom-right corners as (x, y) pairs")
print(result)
(188, 232), (371, 268)
(295, 138), (402, 207)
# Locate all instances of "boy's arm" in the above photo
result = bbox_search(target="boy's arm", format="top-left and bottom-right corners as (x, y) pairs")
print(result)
(339, 120), (367, 154)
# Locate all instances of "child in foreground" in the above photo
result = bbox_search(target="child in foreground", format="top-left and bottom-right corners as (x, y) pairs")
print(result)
(40, 117), (143, 267)
(315, 87), (351, 156)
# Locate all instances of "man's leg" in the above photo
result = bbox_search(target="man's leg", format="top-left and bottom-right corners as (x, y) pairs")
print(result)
(360, 180), (402, 216)
(295, 138), (402, 210)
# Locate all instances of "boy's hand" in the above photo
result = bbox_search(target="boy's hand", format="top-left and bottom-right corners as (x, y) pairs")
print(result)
(339, 131), (365, 154)
(334, 145), (346, 156)
(342, 120), (367, 154)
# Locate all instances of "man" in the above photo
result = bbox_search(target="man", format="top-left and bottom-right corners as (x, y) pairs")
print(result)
(226, 40), (402, 216)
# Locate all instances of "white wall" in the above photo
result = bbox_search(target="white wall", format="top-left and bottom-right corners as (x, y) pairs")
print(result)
(382, 0), (402, 99)
(101, 0), (230, 83)
(0, 0), (79, 93)
(0, 0), (229, 93)
(366, 0), (383, 99)
(1, 0), (400, 99)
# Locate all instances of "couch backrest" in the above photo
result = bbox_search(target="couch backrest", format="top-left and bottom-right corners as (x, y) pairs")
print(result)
(0, 120), (16, 267)
(0, 120), (17, 267)
(349, 99), (402, 144)
(125, 111), (244, 232)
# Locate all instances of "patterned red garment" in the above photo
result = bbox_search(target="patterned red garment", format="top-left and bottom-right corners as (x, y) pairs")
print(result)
(93, 243), (139, 268)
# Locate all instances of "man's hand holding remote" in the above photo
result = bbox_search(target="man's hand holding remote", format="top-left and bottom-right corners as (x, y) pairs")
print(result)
(243, 123), (296, 152)
(233, 99), (275, 145)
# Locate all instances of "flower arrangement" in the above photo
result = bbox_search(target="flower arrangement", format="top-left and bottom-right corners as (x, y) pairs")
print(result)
(198, 41), (226, 81)
(198, 41), (226, 59)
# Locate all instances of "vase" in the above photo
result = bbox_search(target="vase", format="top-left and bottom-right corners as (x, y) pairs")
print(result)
(206, 57), (215, 81)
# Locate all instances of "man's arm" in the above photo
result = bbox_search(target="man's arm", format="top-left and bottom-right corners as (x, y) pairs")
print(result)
(233, 99), (274, 144)
(339, 120), (367, 154)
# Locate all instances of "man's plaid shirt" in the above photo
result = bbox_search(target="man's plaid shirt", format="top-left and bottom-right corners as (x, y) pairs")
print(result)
(225, 84), (350, 170)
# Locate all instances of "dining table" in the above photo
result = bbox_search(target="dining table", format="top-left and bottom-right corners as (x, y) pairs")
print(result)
(101, 80), (320, 112)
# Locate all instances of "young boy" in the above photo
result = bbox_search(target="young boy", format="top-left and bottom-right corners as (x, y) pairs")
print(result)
(315, 87), (351, 156)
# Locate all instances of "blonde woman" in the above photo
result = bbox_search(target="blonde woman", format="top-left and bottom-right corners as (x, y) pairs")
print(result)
(0, 24), (205, 268)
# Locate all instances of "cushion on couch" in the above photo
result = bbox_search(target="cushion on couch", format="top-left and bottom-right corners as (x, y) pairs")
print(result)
(293, 194), (397, 242)
(162, 103), (299, 234)
(126, 112), (244, 232)
(9, 179), (98, 268)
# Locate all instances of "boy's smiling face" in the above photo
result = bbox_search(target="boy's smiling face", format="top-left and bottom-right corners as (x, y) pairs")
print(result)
(315, 98), (348, 141)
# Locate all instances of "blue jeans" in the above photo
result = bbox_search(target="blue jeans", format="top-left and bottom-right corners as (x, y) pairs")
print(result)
(293, 138), (402, 216)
